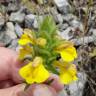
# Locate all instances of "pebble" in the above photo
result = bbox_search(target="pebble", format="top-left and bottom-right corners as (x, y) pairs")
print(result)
(63, 14), (77, 22)
(6, 22), (17, 39)
(25, 14), (35, 28)
(9, 11), (25, 23)
(54, 0), (69, 8)
(59, 23), (69, 31)
(8, 39), (18, 50)
(54, 0), (70, 14)
(7, 2), (20, 12)
(33, 18), (38, 29)
(25, 14), (43, 29)
(0, 30), (12, 46)
(58, 27), (74, 40)
(54, 14), (63, 24)
(70, 19), (84, 31)
(0, 5), (6, 14)
(1, 34), (12, 46)
(15, 23), (23, 38)
(51, 7), (63, 24)
(33, 16), (43, 29)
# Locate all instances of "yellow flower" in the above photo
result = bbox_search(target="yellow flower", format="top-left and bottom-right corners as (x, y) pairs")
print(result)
(18, 33), (35, 46)
(55, 41), (77, 62)
(58, 46), (77, 62)
(18, 45), (33, 60)
(19, 57), (50, 84)
(60, 64), (78, 84)
(53, 61), (78, 84)
(36, 37), (47, 47)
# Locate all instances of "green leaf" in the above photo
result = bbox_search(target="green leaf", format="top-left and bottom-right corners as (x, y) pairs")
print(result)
(39, 16), (57, 37)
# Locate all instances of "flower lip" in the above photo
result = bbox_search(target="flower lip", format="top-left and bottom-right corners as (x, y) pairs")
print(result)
(19, 58), (50, 84)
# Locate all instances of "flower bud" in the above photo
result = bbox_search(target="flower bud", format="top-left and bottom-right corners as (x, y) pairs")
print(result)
(32, 57), (43, 67)
(36, 38), (47, 47)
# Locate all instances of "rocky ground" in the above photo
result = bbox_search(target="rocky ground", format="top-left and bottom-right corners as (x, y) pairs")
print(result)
(0, 0), (96, 96)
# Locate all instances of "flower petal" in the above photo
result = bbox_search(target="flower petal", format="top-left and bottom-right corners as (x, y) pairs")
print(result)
(60, 72), (73, 84)
(34, 64), (50, 83)
(73, 76), (78, 81)
(60, 72), (78, 84)
(18, 34), (32, 45)
(19, 62), (34, 84)
(19, 62), (50, 84)
(59, 64), (78, 84)
(59, 47), (77, 62)
(68, 64), (77, 76)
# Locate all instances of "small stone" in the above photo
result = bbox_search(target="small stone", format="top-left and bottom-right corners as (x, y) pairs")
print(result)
(53, 14), (63, 24)
(33, 15), (43, 29)
(0, 31), (11, 46)
(8, 39), (18, 50)
(6, 22), (14, 32)
(33, 16), (44, 29)
(59, 23), (69, 31)
(54, 0), (70, 14)
(1, 34), (12, 46)
(6, 22), (17, 39)
(51, 7), (63, 24)
(70, 20), (84, 31)
(25, 14), (35, 28)
(15, 23), (23, 38)
(7, 2), (20, 12)
(54, 0), (68, 8)
(63, 14), (77, 22)
(9, 11), (25, 23)
(0, 5), (6, 14)
(25, 14), (43, 29)
(58, 27), (74, 40)
(33, 19), (38, 29)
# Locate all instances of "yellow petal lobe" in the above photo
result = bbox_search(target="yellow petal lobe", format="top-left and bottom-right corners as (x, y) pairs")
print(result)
(18, 34), (32, 45)
(19, 62), (50, 84)
(59, 46), (77, 62)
